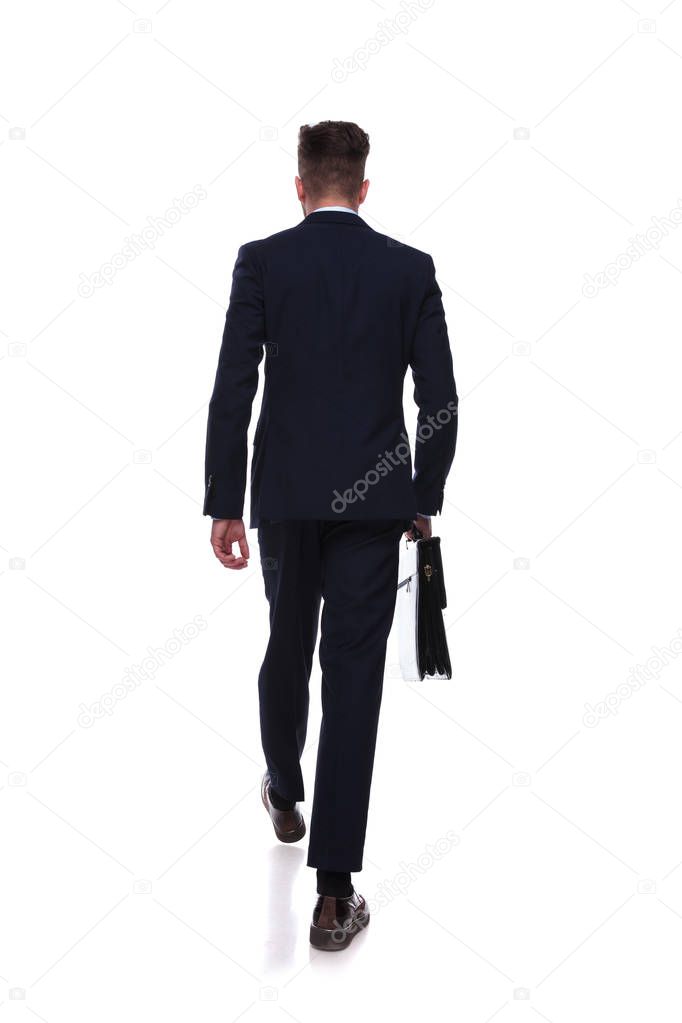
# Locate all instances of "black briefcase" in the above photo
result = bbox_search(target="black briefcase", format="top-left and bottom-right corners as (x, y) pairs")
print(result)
(397, 530), (452, 681)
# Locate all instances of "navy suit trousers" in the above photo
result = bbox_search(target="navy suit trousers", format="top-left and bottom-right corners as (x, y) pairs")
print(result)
(256, 516), (412, 872)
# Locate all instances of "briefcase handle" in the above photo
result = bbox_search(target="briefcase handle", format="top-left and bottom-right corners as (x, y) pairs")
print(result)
(409, 534), (447, 611)
(405, 521), (425, 543)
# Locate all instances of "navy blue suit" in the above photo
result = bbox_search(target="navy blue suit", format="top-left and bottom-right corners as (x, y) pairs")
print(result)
(203, 208), (458, 872)
(203, 209), (458, 526)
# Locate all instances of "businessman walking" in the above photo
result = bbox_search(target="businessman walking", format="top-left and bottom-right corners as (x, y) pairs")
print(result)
(203, 121), (458, 950)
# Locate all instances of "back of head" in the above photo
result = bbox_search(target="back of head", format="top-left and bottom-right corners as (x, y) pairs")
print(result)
(297, 121), (370, 206)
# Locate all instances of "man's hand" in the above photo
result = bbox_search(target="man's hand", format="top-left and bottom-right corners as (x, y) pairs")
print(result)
(210, 518), (250, 569)
(405, 514), (432, 540)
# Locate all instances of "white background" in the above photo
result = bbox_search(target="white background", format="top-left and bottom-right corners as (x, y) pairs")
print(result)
(2, 0), (682, 1018)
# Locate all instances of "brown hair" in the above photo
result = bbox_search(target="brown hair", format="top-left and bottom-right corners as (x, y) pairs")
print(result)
(297, 121), (370, 203)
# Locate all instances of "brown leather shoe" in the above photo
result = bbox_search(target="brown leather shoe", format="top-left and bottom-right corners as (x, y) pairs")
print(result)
(309, 889), (370, 950)
(260, 771), (306, 843)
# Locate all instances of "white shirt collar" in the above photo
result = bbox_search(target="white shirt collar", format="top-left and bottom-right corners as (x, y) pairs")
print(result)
(308, 205), (358, 215)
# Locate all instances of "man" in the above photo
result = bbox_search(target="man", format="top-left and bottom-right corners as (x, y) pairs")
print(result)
(203, 120), (458, 950)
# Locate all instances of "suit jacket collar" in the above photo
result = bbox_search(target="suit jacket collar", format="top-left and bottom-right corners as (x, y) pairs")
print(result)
(300, 210), (371, 229)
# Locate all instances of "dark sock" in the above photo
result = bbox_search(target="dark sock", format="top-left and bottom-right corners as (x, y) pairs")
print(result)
(269, 784), (296, 811)
(317, 869), (353, 899)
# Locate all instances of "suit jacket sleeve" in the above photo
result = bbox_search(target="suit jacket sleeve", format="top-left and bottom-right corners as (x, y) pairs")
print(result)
(203, 243), (265, 518)
(409, 255), (458, 515)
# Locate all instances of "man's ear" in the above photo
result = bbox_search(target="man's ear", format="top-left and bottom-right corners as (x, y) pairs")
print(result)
(359, 178), (370, 205)
(295, 175), (305, 203)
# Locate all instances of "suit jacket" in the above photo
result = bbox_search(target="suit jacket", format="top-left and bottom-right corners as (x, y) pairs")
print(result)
(203, 209), (458, 528)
